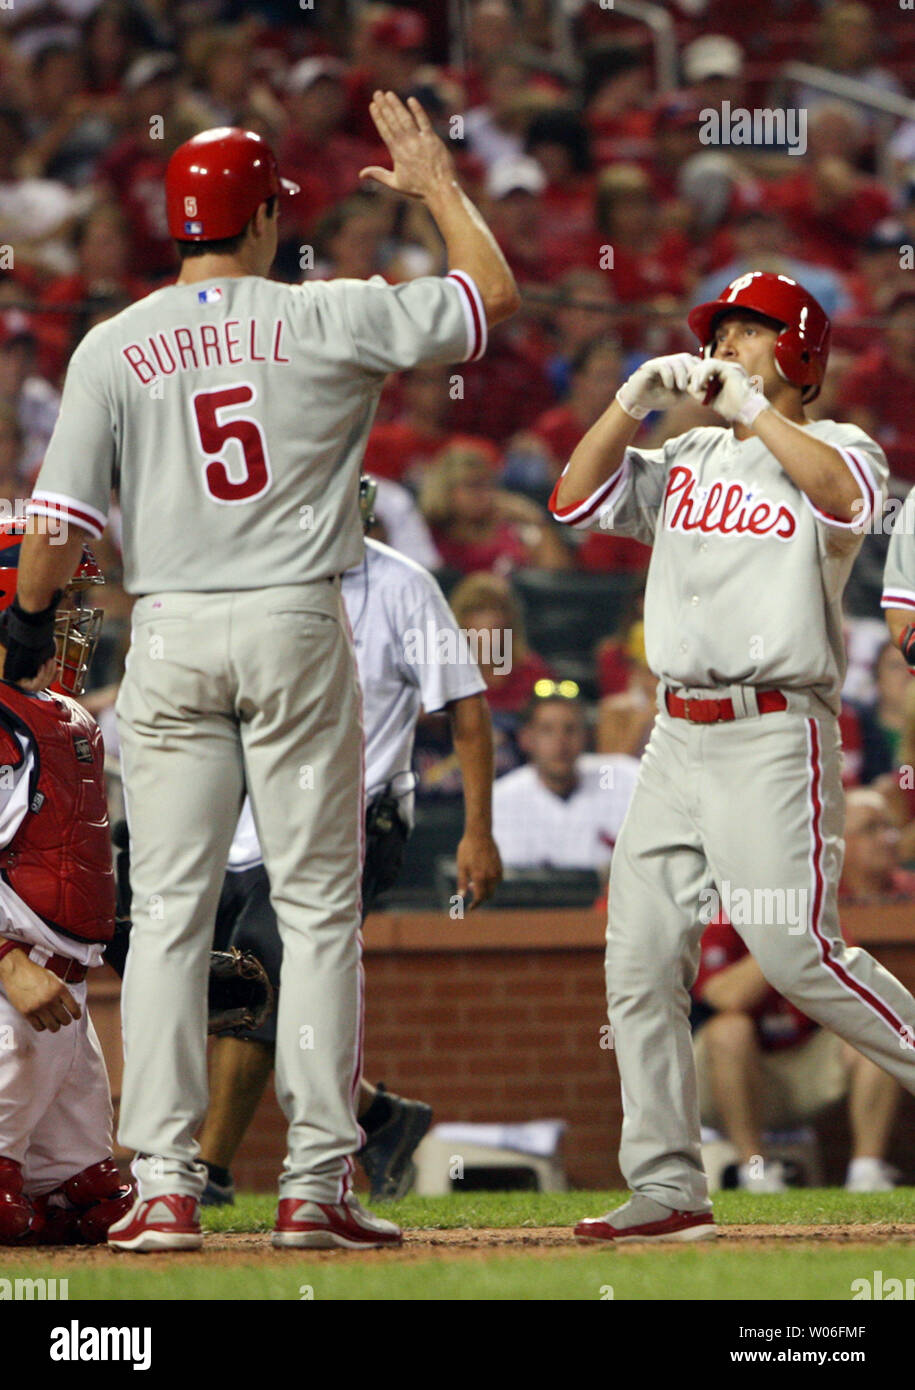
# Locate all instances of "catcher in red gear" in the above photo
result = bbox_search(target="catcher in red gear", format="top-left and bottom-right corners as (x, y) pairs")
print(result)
(0, 522), (132, 1245)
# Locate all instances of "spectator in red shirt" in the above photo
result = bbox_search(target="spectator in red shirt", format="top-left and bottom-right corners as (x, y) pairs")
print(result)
(835, 221), (914, 355)
(448, 0), (515, 110)
(769, 104), (892, 273)
(523, 107), (595, 245)
(458, 317), (557, 443)
(485, 154), (584, 287)
(419, 444), (572, 577)
(531, 338), (623, 477)
(343, 6), (428, 145)
(532, 340), (649, 574)
(692, 912), (901, 1193)
(838, 294), (915, 484)
(39, 201), (149, 380)
(278, 58), (382, 229)
(591, 163), (690, 303)
(94, 53), (206, 281)
(541, 267), (617, 400)
(581, 45), (654, 169)
(363, 363), (497, 488)
(82, 2), (149, 96)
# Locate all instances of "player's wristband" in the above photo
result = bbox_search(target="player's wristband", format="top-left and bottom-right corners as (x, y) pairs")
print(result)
(900, 624), (915, 671)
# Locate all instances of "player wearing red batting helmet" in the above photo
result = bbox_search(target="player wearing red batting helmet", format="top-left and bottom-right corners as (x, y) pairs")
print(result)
(165, 127), (301, 243)
(547, 265), (915, 1245)
(688, 270), (831, 403)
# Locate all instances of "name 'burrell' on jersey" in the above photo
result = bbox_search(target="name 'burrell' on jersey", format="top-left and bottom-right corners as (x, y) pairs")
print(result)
(26, 268), (486, 594)
(121, 315), (290, 384)
(550, 420), (888, 714)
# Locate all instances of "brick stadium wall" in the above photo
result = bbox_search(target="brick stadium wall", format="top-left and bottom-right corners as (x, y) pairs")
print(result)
(88, 905), (915, 1193)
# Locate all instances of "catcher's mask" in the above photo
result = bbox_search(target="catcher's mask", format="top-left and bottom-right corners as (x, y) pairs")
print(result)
(359, 474), (378, 531)
(0, 522), (104, 696)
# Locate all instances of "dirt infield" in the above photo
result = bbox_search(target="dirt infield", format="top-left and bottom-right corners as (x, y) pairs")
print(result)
(3, 1222), (915, 1268)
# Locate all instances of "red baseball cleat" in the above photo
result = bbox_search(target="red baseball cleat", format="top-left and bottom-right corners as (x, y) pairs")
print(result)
(107, 1194), (203, 1252)
(575, 1208), (718, 1245)
(272, 1194), (403, 1250)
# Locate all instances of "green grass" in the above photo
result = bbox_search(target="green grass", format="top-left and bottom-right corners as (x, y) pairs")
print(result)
(200, 1187), (915, 1234)
(5, 1190), (915, 1301)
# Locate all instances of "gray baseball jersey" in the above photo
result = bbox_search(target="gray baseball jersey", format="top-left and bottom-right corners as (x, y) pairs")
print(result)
(550, 420), (887, 714)
(28, 270), (486, 592)
(881, 488), (915, 617)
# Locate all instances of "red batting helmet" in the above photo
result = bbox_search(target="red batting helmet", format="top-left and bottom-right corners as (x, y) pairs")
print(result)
(0, 522), (103, 697)
(165, 127), (300, 242)
(688, 271), (831, 402)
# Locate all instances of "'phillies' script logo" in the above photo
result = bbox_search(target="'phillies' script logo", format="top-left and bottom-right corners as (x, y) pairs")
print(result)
(664, 466), (797, 541)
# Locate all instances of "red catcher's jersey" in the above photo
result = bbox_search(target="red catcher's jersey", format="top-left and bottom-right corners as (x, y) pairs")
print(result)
(0, 683), (115, 943)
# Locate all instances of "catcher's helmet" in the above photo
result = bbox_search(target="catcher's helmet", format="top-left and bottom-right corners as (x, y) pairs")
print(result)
(688, 271), (831, 402)
(0, 522), (104, 697)
(165, 127), (300, 242)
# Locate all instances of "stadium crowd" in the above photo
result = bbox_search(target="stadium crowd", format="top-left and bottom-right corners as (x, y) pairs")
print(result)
(1, 0), (915, 846)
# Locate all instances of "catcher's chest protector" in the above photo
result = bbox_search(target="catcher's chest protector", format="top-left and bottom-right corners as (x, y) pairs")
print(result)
(0, 685), (115, 943)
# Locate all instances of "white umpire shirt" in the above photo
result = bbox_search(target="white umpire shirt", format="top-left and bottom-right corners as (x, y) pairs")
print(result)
(491, 752), (641, 873)
(228, 538), (487, 870)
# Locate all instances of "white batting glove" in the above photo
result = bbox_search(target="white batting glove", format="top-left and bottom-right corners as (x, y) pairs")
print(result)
(615, 353), (701, 420)
(686, 359), (769, 426)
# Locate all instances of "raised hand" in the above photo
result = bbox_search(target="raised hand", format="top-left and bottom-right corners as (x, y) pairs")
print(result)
(359, 91), (457, 202)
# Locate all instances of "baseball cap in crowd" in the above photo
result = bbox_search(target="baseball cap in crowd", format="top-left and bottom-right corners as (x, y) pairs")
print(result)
(486, 155), (546, 200)
(123, 51), (178, 93)
(0, 310), (36, 350)
(286, 56), (346, 94)
(367, 8), (427, 52)
(682, 34), (744, 84)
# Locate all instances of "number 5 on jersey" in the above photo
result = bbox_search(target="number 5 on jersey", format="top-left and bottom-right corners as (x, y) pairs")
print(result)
(192, 383), (273, 504)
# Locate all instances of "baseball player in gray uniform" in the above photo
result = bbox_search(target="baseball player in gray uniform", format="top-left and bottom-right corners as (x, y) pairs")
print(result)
(882, 490), (915, 664)
(196, 476), (501, 1205)
(6, 95), (519, 1251)
(549, 271), (915, 1243)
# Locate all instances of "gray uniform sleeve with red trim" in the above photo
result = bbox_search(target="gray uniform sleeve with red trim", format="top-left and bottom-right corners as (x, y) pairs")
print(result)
(324, 271), (487, 374)
(883, 488), (915, 615)
(547, 438), (676, 547)
(27, 335), (112, 540)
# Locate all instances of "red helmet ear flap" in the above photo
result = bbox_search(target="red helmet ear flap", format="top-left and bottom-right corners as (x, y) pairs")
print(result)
(688, 271), (831, 402)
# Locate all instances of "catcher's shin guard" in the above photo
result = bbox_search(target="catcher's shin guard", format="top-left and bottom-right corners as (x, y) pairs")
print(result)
(30, 1158), (133, 1245)
(0, 1156), (36, 1242)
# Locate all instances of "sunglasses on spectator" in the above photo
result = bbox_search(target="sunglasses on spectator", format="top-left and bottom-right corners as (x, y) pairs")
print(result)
(533, 679), (581, 699)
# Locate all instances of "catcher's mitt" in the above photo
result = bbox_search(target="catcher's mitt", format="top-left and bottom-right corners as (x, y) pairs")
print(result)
(207, 947), (274, 1036)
